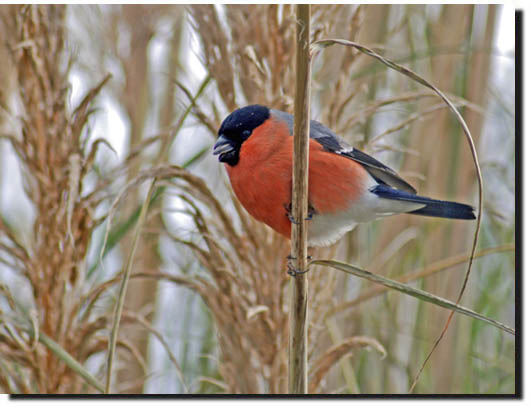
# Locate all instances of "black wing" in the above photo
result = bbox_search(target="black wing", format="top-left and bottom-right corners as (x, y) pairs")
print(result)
(271, 109), (417, 194)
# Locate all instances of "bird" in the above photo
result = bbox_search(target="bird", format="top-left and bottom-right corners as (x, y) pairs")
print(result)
(213, 104), (476, 248)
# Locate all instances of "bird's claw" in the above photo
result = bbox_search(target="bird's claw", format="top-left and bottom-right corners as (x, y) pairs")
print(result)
(286, 254), (312, 277)
(287, 266), (310, 277)
(285, 203), (316, 224)
(287, 213), (301, 225)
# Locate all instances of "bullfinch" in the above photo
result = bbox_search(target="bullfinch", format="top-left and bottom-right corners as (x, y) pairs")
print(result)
(213, 104), (475, 248)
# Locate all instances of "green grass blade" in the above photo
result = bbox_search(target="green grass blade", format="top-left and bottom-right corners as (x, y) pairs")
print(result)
(87, 107), (211, 279)
(105, 180), (156, 393)
(38, 332), (105, 393)
(87, 187), (163, 278)
(311, 259), (514, 336)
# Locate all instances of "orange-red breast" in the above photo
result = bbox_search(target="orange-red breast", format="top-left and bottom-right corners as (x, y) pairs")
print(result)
(213, 105), (475, 247)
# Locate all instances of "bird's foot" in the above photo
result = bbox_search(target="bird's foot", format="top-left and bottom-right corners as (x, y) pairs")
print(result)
(287, 213), (301, 225)
(285, 203), (316, 224)
(286, 254), (312, 277)
(287, 265), (310, 277)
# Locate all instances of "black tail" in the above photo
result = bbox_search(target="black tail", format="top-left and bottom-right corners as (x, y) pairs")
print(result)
(408, 200), (476, 219)
(371, 184), (476, 220)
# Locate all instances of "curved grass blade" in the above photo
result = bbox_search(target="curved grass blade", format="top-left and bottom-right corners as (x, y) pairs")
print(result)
(328, 243), (515, 318)
(38, 332), (105, 393)
(311, 259), (514, 336)
(312, 38), (484, 391)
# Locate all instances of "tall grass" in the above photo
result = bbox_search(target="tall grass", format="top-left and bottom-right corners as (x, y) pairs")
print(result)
(0, 4), (515, 394)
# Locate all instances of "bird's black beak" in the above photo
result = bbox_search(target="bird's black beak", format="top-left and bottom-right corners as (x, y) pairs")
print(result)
(213, 135), (235, 159)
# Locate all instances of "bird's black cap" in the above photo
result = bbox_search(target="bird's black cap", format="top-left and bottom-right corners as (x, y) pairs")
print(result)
(215, 105), (270, 165)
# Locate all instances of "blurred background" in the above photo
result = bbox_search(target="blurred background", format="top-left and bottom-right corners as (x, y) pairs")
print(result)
(0, 4), (515, 394)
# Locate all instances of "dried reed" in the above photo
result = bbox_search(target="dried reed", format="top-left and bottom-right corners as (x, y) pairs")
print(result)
(0, 4), (514, 395)
(288, 4), (311, 394)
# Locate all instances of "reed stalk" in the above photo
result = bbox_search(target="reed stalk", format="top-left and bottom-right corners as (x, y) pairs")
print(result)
(288, 4), (311, 394)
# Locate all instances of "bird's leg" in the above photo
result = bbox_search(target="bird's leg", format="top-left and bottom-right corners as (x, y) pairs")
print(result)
(287, 259), (310, 277)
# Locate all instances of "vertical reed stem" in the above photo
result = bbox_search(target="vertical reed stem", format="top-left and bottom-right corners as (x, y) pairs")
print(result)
(289, 4), (311, 394)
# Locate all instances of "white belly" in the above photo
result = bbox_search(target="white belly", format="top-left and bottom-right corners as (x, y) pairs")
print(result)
(307, 176), (424, 247)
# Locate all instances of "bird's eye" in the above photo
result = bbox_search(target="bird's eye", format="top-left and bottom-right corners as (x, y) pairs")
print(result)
(242, 130), (251, 137)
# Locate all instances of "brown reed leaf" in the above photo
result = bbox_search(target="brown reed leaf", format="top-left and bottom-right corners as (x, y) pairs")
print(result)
(309, 335), (386, 393)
